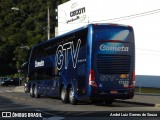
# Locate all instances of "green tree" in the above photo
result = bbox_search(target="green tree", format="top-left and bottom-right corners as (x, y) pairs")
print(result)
(0, 0), (69, 76)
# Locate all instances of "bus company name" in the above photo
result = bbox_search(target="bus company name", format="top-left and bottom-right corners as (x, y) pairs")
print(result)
(67, 7), (86, 23)
(100, 44), (129, 52)
(70, 7), (85, 17)
(55, 39), (81, 70)
(35, 60), (44, 67)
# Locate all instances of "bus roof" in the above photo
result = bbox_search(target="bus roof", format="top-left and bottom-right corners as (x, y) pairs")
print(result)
(33, 23), (132, 48)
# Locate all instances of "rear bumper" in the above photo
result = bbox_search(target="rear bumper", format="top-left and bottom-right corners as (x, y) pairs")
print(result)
(89, 88), (134, 100)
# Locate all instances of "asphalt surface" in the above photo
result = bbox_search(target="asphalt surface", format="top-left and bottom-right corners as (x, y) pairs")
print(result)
(13, 86), (160, 108)
(0, 86), (160, 120)
(117, 94), (160, 107)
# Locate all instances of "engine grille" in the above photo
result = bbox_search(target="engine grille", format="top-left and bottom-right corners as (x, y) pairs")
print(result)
(97, 55), (131, 74)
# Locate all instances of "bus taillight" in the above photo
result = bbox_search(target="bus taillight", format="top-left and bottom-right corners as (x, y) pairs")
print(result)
(129, 70), (135, 88)
(89, 70), (98, 87)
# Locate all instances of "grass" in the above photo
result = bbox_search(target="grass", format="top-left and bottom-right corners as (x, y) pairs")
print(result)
(135, 87), (160, 94)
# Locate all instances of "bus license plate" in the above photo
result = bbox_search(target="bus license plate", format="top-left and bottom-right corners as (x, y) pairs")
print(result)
(110, 90), (118, 94)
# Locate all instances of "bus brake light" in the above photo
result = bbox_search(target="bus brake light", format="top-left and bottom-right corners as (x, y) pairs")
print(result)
(129, 70), (135, 88)
(89, 70), (98, 87)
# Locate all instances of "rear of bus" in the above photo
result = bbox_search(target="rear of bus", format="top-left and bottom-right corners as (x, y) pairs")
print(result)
(88, 24), (135, 101)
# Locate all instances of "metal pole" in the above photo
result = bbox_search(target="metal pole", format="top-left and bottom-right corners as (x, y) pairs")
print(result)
(47, 6), (50, 40)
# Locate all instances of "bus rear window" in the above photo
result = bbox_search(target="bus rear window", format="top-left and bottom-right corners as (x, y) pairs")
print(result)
(93, 25), (134, 43)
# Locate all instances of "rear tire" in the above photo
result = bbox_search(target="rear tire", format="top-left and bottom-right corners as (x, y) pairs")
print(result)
(69, 87), (78, 105)
(60, 86), (68, 103)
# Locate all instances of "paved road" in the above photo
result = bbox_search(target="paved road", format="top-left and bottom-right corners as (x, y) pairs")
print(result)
(4, 86), (160, 107)
(118, 94), (160, 107)
(0, 86), (160, 120)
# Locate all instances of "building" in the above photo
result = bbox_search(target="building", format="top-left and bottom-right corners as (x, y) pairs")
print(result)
(57, 0), (160, 88)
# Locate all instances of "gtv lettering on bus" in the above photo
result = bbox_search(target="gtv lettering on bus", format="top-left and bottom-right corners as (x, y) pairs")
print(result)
(100, 44), (129, 52)
(55, 39), (81, 70)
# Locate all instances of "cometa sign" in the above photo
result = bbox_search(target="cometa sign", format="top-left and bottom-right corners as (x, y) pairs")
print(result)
(70, 7), (85, 17)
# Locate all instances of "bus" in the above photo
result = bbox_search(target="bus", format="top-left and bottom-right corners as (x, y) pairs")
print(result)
(25, 23), (135, 105)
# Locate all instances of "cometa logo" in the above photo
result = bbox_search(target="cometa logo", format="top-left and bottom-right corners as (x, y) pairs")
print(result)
(100, 45), (129, 52)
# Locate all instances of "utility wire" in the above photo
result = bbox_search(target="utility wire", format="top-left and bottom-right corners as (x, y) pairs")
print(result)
(56, 8), (160, 25)
(56, 8), (160, 34)
(137, 54), (160, 56)
(56, 8), (160, 54)
(58, 8), (160, 24)
(91, 8), (160, 23)
(136, 48), (160, 53)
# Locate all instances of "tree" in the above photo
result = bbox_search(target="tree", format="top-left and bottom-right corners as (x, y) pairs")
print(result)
(0, 0), (69, 76)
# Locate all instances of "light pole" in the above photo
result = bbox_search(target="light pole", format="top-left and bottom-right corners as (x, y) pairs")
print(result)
(19, 45), (30, 79)
(20, 46), (30, 50)
(47, 6), (50, 40)
(11, 7), (50, 40)
(11, 7), (19, 11)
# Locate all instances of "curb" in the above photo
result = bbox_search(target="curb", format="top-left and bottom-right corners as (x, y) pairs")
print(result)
(155, 104), (160, 108)
(115, 100), (155, 107)
(135, 93), (160, 96)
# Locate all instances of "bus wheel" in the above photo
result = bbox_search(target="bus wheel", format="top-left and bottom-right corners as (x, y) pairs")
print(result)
(24, 83), (28, 93)
(34, 86), (40, 98)
(30, 87), (35, 98)
(60, 86), (68, 103)
(24, 86), (28, 93)
(69, 87), (78, 105)
(104, 99), (114, 105)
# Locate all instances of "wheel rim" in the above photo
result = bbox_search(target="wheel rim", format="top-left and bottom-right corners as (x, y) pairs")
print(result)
(61, 88), (65, 100)
(30, 87), (33, 95)
(34, 87), (37, 96)
(69, 89), (74, 102)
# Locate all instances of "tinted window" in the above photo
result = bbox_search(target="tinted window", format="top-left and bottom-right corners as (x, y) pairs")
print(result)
(93, 25), (134, 43)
